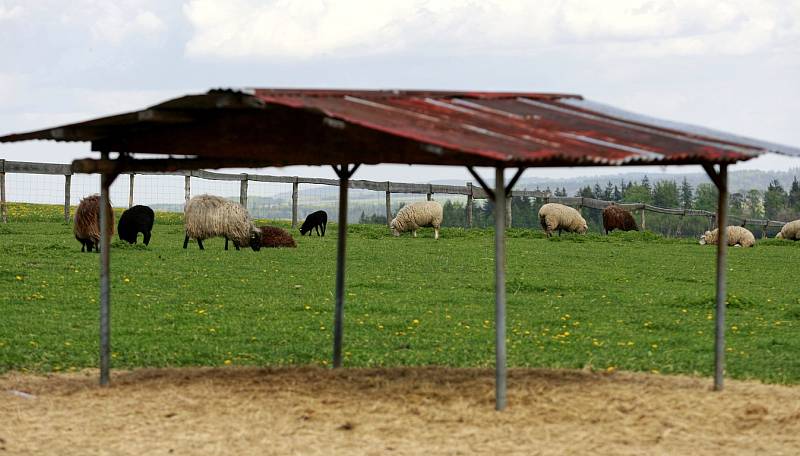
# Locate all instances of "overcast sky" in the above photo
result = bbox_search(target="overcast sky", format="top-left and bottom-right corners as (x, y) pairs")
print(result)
(1, 0), (799, 183)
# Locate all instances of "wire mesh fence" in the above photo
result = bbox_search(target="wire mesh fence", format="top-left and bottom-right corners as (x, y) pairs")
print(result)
(0, 160), (788, 238)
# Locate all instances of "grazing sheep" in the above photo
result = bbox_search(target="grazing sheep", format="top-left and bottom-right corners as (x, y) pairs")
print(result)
(602, 205), (638, 234)
(182, 194), (261, 251)
(300, 210), (327, 236)
(118, 205), (155, 245)
(699, 226), (756, 248)
(390, 201), (443, 240)
(73, 194), (114, 252)
(538, 203), (588, 237)
(776, 220), (800, 240)
(259, 226), (297, 248)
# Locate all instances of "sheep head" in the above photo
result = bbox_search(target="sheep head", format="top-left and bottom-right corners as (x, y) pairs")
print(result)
(699, 231), (710, 245)
(578, 222), (588, 234)
(390, 218), (401, 237)
(776, 232), (784, 239)
(249, 227), (262, 251)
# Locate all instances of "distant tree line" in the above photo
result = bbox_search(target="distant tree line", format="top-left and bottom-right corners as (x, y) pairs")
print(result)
(357, 175), (800, 238)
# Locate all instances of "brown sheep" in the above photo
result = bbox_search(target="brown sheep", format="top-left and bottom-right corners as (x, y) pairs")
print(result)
(73, 194), (114, 252)
(259, 226), (297, 248)
(602, 205), (638, 234)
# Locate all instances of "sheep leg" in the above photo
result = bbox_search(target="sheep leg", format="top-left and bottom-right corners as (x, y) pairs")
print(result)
(183, 235), (190, 249)
(233, 241), (240, 251)
(321, 222), (326, 236)
(315, 225), (321, 236)
(143, 231), (151, 246)
(434, 227), (439, 240)
(197, 239), (204, 250)
(224, 237), (229, 251)
(413, 230), (417, 237)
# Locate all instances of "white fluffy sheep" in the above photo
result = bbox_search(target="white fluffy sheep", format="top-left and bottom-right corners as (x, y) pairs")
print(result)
(699, 226), (756, 248)
(183, 194), (261, 251)
(538, 203), (588, 237)
(776, 219), (800, 240)
(390, 201), (443, 240)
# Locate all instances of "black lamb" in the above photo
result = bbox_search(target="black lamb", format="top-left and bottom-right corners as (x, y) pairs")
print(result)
(299, 210), (327, 236)
(118, 205), (155, 245)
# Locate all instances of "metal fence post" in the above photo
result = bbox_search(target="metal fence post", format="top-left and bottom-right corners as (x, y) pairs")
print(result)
(385, 181), (392, 227)
(466, 182), (473, 228)
(128, 173), (135, 208)
(64, 173), (72, 223)
(239, 174), (248, 208)
(291, 178), (299, 228)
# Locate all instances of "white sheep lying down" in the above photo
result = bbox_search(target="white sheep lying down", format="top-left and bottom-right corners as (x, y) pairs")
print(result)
(183, 194), (261, 251)
(538, 203), (588, 237)
(390, 201), (443, 239)
(699, 226), (755, 248)
(776, 219), (800, 240)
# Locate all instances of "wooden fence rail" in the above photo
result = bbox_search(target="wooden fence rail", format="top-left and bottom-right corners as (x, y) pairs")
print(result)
(0, 160), (788, 233)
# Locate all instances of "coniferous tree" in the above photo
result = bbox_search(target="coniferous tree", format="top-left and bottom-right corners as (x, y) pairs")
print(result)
(652, 180), (679, 208)
(613, 185), (622, 201)
(593, 183), (603, 199)
(641, 175), (651, 193)
(604, 181), (613, 200)
(680, 177), (693, 209)
(694, 183), (718, 211)
(788, 177), (800, 213)
(764, 179), (788, 219)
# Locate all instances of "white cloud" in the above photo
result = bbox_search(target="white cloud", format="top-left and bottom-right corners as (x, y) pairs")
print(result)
(0, 3), (23, 21)
(183, 0), (800, 59)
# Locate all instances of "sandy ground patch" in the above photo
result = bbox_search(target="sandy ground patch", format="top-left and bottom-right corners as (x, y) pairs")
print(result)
(1, 367), (799, 455)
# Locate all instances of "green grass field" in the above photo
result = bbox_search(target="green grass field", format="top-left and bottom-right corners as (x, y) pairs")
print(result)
(1, 203), (798, 383)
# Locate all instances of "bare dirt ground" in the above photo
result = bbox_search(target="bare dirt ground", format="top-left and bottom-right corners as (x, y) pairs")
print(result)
(1, 366), (799, 455)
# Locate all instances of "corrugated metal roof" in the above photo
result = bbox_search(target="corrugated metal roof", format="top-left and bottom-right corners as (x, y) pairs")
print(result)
(1, 88), (797, 167)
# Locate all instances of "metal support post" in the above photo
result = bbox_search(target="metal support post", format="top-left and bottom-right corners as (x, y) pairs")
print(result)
(332, 163), (359, 368)
(385, 182), (392, 227)
(466, 182), (473, 228)
(494, 167), (507, 410)
(99, 163), (115, 386)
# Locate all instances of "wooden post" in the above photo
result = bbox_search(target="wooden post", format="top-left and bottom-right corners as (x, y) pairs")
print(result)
(184, 173), (191, 209)
(239, 174), (248, 209)
(506, 194), (512, 227)
(64, 174), (72, 223)
(762, 221), (768, 239)
(385, 182), (392, 227)
(128, 173), (135, 208)
(427, 192), (432, 201)
(641, 207), (646, 230)
(291, 179), (299, 228)
(466, 182), (473, 228)
(0, 169), (6, 224)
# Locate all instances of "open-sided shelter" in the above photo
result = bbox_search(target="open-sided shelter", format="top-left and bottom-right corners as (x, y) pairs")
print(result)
(3, 88), (799, 410)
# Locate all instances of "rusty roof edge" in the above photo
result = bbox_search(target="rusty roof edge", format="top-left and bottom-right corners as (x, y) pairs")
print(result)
(560, 98), (800, 157)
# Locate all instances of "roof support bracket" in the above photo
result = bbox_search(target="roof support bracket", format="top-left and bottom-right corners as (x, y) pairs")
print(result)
(467, 166), (526, 201)
(332, 163), (360, 180)
(466, 166), (495, 201)
(505, 167), (526, 197)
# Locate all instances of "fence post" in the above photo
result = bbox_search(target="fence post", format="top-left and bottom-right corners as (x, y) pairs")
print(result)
(240, 174), (248, 209)
(64, 173), (72, 223)
(291, 178), (299, 228)
(427, 184), (432, 201)
(762, 221), (768, 239)
(385, 182), (392, 227)
(184, 173), (191, 209)
(0, 159), (6, 224)
(466, 182), (473, 228)
(641, 206), (646, 230)
(506, 194), (512, 227)
(128, 173), (135, 208)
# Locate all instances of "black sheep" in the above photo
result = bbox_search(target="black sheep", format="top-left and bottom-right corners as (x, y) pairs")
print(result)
(299, 210), (327, 236)
(118, 205), (155, 245)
